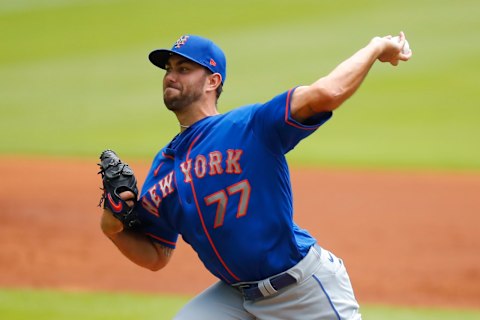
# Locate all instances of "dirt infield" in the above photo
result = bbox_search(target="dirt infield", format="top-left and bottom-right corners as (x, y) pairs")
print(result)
(1, 156), (479, 309)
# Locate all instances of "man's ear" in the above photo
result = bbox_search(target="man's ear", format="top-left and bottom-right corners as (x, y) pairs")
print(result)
(206, 73), (222, 93)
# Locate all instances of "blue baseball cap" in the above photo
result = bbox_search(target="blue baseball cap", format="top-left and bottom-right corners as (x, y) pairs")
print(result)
(149, 35), (227, 84)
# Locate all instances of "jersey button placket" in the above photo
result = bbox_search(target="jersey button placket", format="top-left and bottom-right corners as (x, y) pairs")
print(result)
(175, 155), (193, 207)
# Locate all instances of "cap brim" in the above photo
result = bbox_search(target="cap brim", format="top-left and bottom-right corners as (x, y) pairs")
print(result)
(148, 49), (174, 69)
(149, 49), (213, 74)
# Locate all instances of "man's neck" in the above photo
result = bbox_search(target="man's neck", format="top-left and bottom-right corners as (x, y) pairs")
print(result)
(176, 104), (219, 132)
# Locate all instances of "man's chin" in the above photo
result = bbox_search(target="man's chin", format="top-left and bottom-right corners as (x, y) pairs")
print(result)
(163, 90), (199, 111)
(164, 96), (184, 110)
(164, 91), (180, 109)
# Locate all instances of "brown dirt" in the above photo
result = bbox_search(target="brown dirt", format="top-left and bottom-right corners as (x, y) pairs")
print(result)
(0, 156), (479, 309)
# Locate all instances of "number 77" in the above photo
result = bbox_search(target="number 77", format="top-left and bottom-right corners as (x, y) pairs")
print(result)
(204, 179), (251, 228)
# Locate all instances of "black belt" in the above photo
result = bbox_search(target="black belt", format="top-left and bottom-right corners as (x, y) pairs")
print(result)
(236, 273), (297, 301)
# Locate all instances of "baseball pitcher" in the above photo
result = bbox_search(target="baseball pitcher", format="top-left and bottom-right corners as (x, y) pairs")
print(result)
(98, 33), (412, 319)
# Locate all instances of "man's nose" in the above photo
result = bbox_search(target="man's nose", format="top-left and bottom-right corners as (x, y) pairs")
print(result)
(164, 71), (177, 83)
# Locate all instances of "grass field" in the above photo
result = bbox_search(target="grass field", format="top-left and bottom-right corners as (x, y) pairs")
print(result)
(1, 0), (479, 319)
(1, 288), (479, 320)
(1, 0), (479, 170)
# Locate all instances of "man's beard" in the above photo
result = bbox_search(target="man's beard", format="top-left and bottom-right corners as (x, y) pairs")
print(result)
(163, 85), (202, 111)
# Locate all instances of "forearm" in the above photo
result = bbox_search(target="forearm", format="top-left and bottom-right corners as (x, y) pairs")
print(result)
(291, 32), (411, 122)
(293, 41), (382, 119)
(315, 42), (382, 110)
(101, 210), (171, 271)
(106, 230), (165, 271)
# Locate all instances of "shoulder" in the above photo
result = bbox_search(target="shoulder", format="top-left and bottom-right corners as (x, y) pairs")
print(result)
(211, 103), (261, 127)
(223, 103), (261, 116)
(221, 89), (295, 120)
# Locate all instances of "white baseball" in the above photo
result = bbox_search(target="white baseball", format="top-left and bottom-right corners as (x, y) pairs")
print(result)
(391, 36), (411, 54)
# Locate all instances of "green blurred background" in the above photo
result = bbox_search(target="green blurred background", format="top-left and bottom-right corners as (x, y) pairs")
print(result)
(1, 0), (479, 318)
(1, 0), (479, 171)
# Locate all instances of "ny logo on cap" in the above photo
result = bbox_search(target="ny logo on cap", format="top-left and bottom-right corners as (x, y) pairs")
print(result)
(174, 35), (190, 48)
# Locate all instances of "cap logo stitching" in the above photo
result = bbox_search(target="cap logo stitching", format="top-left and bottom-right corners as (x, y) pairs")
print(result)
(174, 35), (190, 49)
(209, 58), (217, 67)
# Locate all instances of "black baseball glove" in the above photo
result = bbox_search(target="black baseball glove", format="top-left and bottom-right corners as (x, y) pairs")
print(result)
(98, 149), (141, 229)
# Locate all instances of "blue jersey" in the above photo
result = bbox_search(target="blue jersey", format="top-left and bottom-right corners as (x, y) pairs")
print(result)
(136, 88), (332, 283)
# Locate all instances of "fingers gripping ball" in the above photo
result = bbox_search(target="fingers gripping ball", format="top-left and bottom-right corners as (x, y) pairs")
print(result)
(98, 149), (141, 229)
(391, 35), (411, 54)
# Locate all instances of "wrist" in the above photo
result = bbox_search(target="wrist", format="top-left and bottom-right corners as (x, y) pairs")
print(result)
(368, 37), (387, 58)
(101, 209), (124, 236)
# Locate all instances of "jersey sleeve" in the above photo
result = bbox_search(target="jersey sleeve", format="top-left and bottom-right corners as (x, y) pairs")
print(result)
(251, 87), (332, 154)
(141, 215), (179, 249)
(136, 153), (179, 249)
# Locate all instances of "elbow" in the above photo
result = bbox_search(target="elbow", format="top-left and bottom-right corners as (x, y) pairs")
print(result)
(323, 90), (344, 111)
(146, 259), (168, 272)
(147, 265), (162, 272)
(146, 246), (171, 271)
(311, 84), (346, 112)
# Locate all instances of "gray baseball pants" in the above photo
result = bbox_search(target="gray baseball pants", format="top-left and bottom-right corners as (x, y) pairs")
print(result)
(174, 245), (362, 320)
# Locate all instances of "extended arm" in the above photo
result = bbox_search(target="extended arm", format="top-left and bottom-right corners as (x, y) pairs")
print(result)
(291, 32), (412, 122)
